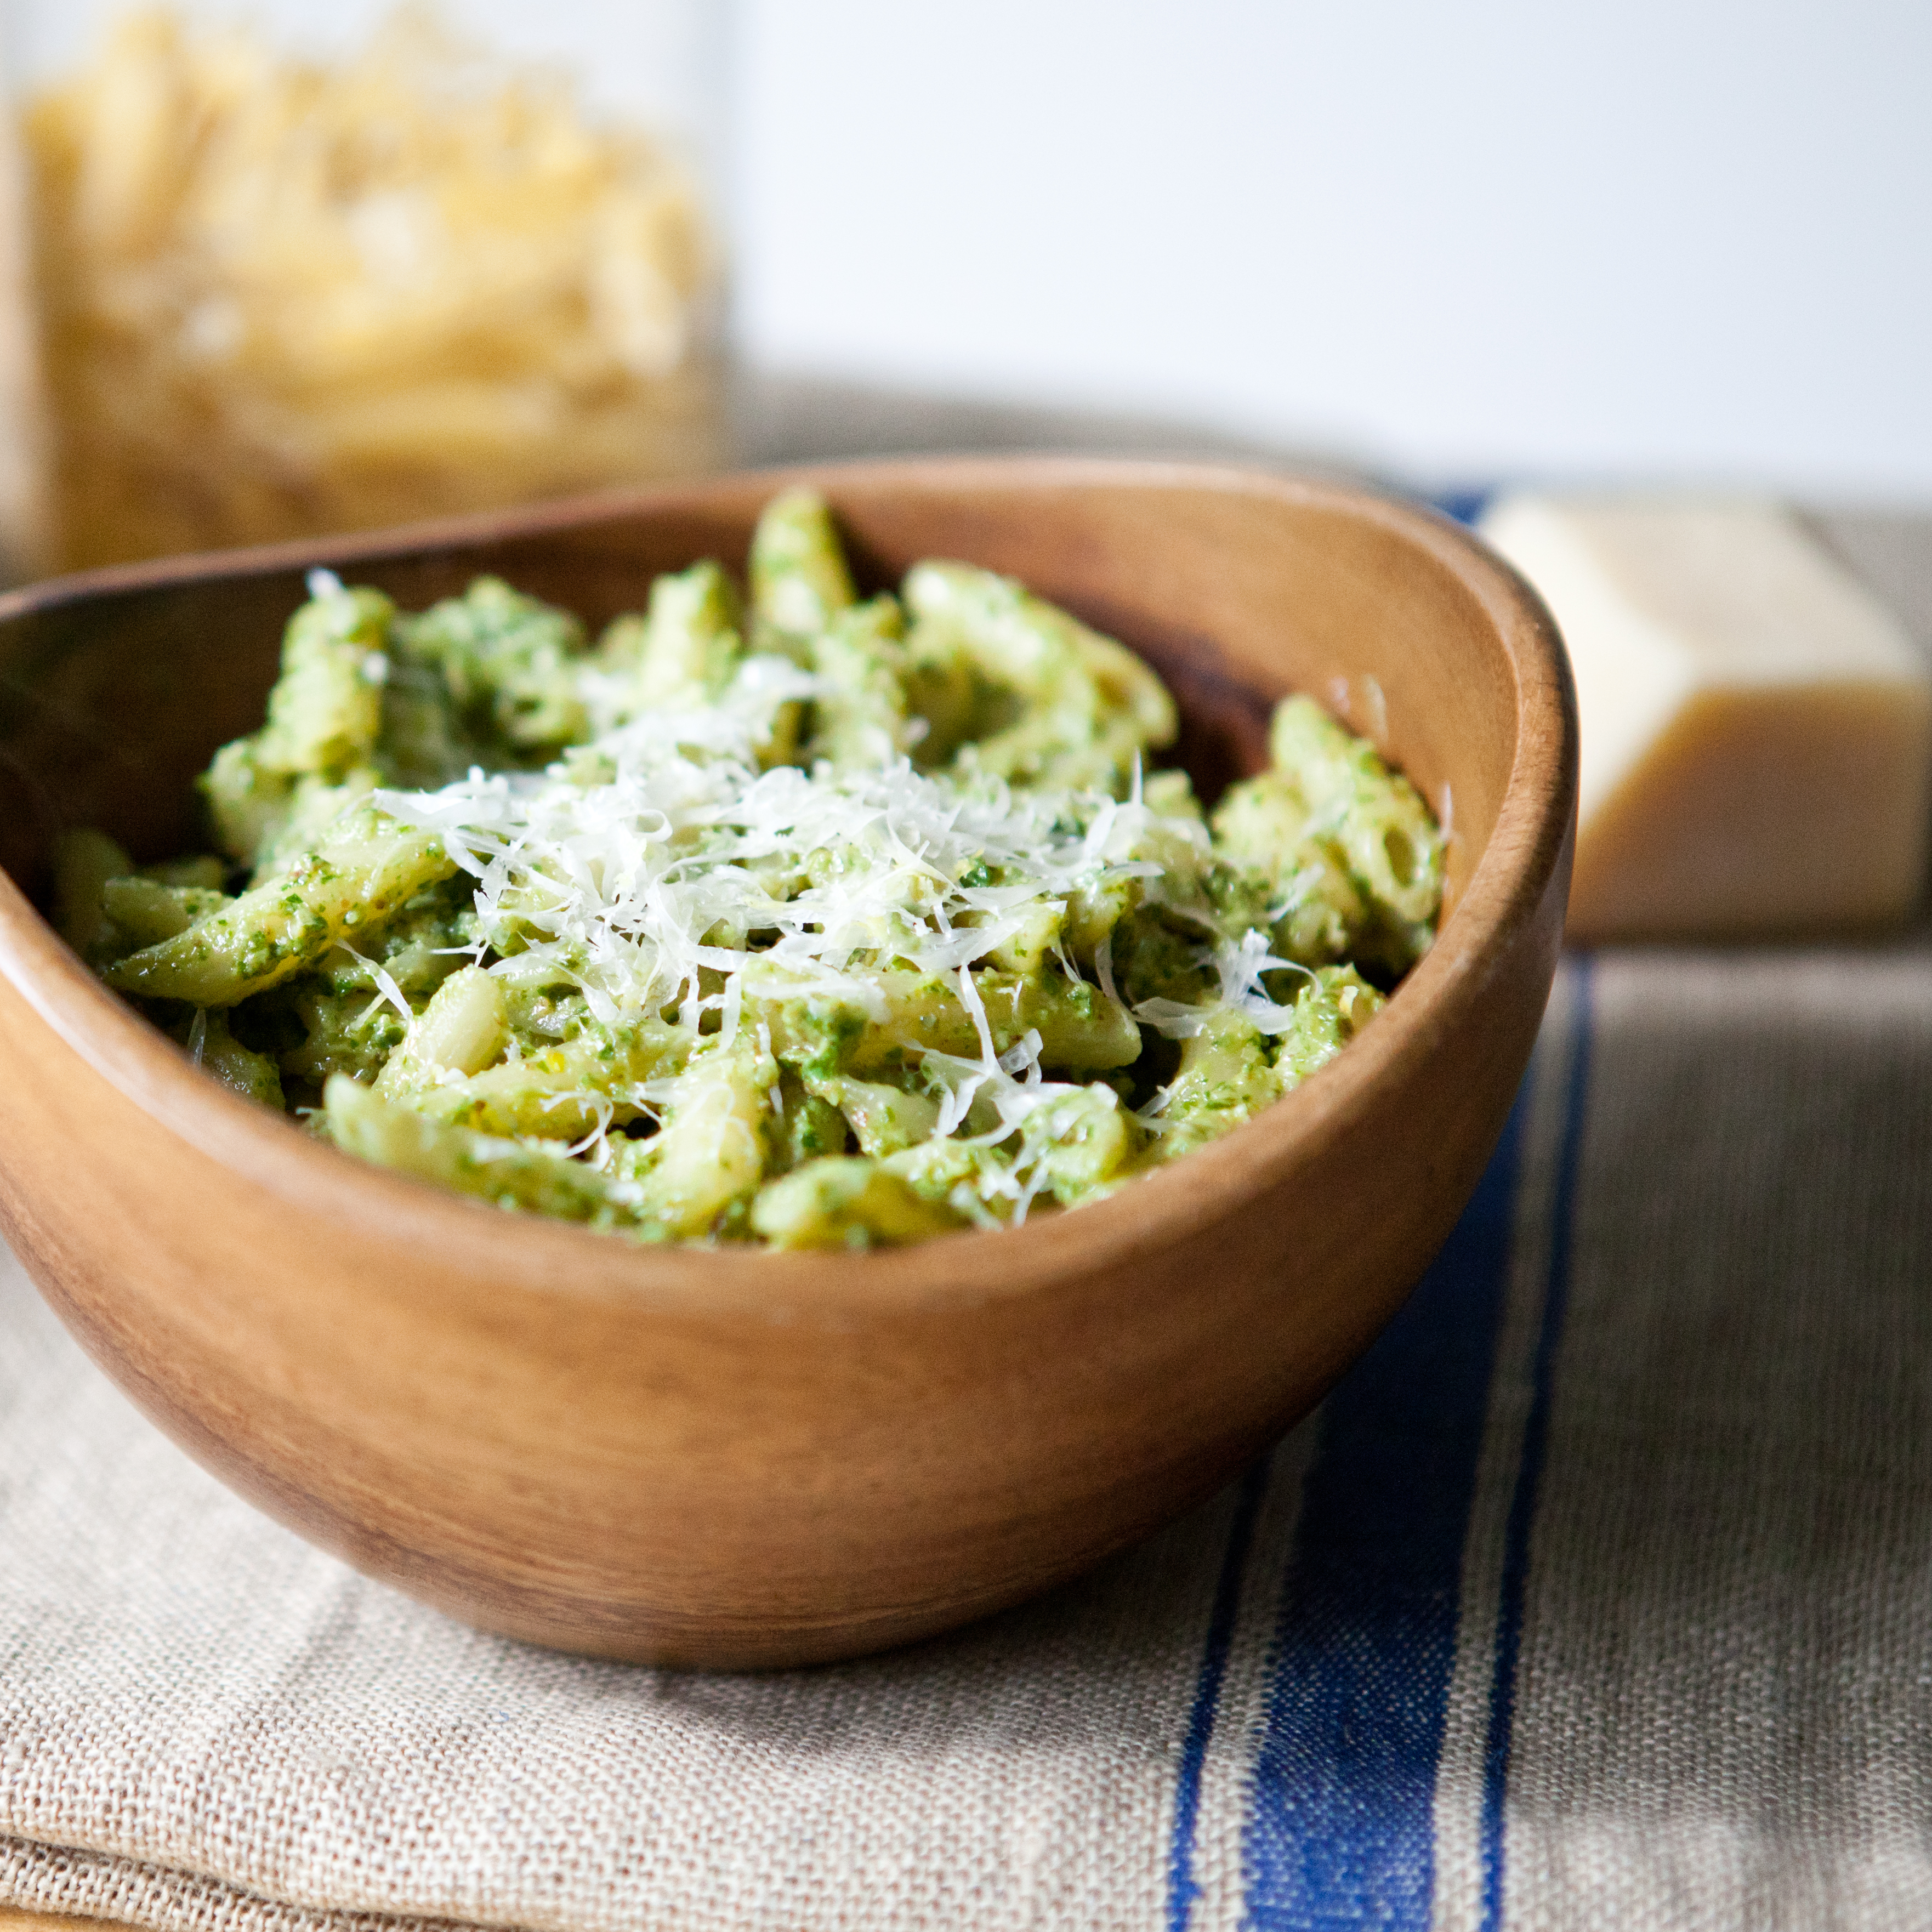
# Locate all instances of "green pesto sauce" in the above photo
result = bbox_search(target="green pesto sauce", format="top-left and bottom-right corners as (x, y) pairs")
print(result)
(70, 490), (1443, 1251)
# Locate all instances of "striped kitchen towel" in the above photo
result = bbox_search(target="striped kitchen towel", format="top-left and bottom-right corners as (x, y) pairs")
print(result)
(6, 937), (1932, 1932)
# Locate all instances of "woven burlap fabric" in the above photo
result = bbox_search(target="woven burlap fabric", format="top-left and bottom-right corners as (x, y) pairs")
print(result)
(7, 940), (1932, 1931)
(1441, 950), (1932, 1930)
(0, 1237), (1263, 1932)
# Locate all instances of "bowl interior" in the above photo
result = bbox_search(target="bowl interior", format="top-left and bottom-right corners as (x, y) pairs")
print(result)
(0, 466), (1515, 924)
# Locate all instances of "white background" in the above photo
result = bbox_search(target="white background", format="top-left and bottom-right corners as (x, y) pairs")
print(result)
(733, 1), (1932, 498)
(20, 0), (1929, 497)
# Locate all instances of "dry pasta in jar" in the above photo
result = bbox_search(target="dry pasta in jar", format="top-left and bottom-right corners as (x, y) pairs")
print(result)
(19, 5), (722, 572)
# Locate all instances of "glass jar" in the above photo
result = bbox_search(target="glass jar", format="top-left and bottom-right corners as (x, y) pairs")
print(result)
(0, 0), (728, 576)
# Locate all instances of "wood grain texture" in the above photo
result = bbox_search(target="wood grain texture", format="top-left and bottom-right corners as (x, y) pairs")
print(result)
(0, 459), (1576, 1668)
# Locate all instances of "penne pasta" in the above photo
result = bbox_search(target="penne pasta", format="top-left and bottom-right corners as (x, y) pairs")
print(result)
(22, 8), (721, 572)
(77, 492), (1442, 1249)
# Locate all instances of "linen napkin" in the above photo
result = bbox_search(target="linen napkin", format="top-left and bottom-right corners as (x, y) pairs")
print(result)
(9, 938), (1932, 1930)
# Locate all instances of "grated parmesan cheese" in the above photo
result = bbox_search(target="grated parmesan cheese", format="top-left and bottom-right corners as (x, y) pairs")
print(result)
(372, 658), (1210, 1204)
(93, 493), (1438, 1247)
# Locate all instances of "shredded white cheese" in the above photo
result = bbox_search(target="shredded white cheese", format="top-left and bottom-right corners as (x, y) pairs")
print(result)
(373, 657), (1309, 1203)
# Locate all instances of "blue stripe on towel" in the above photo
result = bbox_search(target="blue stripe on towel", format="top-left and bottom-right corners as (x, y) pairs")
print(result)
(1430, 487), (1494, 527)
(1167, 1456), (1275, 1929)
(1236, 1087), (1530, 1930)
(1479, 961), (1595, 1929)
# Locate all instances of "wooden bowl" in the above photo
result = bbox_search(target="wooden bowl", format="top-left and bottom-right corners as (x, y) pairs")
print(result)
(0, 461), (1574, 1668)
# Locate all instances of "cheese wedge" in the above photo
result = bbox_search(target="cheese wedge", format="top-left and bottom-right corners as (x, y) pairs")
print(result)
(1479, 496), (1932, 941)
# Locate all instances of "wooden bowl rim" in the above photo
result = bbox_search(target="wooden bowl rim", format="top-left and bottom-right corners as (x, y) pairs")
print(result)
(0, 457), (1575, 1322)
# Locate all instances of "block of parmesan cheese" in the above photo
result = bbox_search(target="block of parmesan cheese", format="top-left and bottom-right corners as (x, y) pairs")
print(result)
(1478, 495), (1932, 942)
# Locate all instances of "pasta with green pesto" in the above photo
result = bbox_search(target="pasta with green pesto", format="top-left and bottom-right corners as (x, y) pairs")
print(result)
(60, 491), (1444, 1249)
